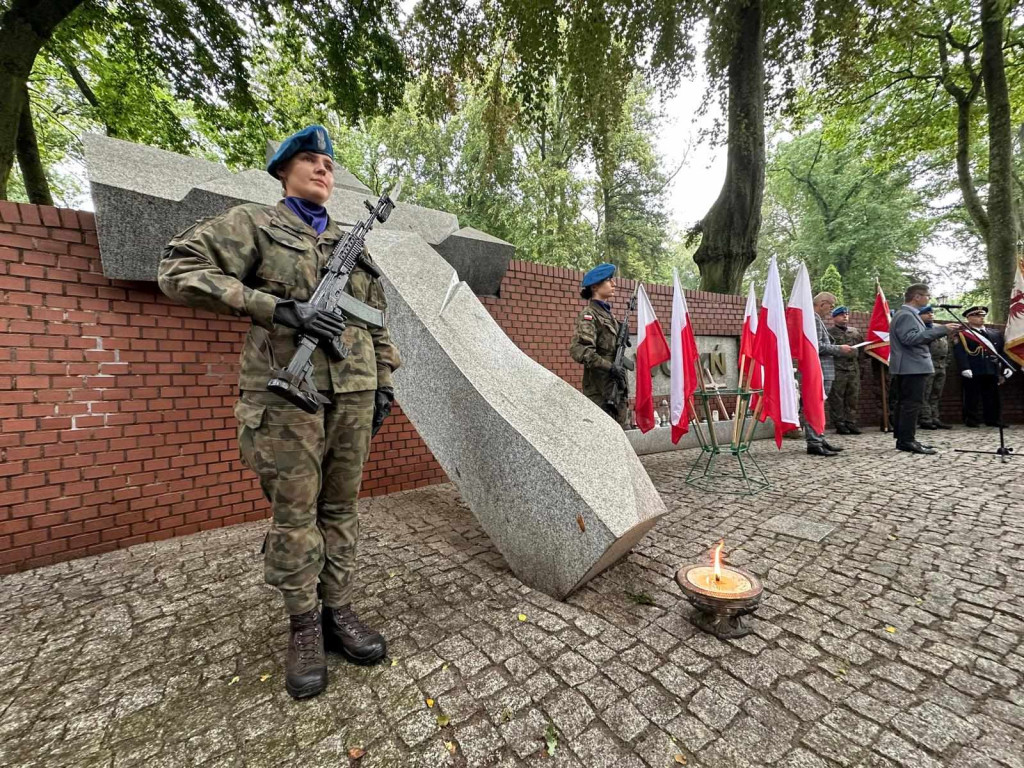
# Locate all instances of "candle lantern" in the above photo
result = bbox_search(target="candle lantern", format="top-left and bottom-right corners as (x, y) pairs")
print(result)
(675, 542), (763, 639)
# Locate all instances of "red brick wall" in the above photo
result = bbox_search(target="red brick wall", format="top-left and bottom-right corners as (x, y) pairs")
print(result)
(1, 201), (1021, 572)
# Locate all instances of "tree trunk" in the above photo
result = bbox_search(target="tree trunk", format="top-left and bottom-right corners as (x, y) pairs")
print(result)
(692, 0), (765, 294)
(0, 0), (85, 199)
(15, 86), (53, 205)
(954, 92), (988, 239)
(980, 0), (1016, 322)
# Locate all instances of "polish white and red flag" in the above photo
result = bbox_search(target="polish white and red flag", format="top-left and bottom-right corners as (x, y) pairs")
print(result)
(635, 284), (671, 433)
(740, 283), (763, 404)
(786, 263), (826, 436)
(752, 257), (800, 447)
(1004, 253), (1024, 366)
(865, 282), (891, 365)
(669, 269), (701, 443)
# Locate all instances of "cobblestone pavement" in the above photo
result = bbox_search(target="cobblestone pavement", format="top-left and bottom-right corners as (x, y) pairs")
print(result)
(2, 428), (1023, 768)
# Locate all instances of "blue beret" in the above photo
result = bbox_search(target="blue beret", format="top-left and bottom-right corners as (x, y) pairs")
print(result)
(831, 306), (849, 317)
(919, 304), (933, 314)
(582, 263), (615, 288)
(266, 125), (334, 179)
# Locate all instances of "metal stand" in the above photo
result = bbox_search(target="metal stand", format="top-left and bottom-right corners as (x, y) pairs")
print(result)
(937, 306), (1017, 464)
(685, 388), (770, 495)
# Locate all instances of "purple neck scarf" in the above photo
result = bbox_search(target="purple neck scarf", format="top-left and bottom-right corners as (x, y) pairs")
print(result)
(283, 196), (329, 235)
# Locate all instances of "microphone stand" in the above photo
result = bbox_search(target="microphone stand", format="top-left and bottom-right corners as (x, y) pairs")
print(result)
(936, 305), (1018, 462)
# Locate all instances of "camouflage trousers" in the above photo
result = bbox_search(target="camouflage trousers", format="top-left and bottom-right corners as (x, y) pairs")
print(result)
(827, 370), (861, 428)
(234, 389), (374, 615)
(920, 365), (947, 424)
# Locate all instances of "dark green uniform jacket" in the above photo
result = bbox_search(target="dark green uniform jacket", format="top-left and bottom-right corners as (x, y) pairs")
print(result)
(157, 201), (400, 393)
(570, 300), (620, 406)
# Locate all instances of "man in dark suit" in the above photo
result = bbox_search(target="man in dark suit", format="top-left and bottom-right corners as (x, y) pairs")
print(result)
(952, 306), (1007, 428)
(889, 284), (956, 454)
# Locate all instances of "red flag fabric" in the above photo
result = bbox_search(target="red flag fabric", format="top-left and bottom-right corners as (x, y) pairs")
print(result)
(740, 283), (763, 407)
(635, 285), (671, 433)
(1006, 253), (1024, 366)
(669, 269), (701, 443)
(785, 264), (826, 435)
(752, 257), (800, 447)
(865, 284), (891, 365)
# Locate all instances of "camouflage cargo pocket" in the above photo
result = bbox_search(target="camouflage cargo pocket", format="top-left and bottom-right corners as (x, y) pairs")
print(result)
(234, 398), (274, 476)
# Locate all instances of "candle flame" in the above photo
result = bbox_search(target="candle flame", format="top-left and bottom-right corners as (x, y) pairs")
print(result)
(712, 540), (724, 582)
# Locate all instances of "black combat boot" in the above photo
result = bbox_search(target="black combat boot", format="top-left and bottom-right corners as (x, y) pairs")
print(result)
(845, 423), (862, 435)
(286, 609), (328, 699)
(323, 604), (387, 665)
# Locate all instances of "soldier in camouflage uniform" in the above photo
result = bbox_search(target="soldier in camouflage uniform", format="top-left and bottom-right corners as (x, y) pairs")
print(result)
(826, 306), (863, 434)
(918, 305), (952, 429)
(570, 263), (630, 427)
(158, 125), (400, 700)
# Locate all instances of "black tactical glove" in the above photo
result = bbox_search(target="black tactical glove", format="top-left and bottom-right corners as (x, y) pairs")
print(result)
(273, 300), (346, 343)
(608, 364), (628, 387)
(371, 387), (394, 437)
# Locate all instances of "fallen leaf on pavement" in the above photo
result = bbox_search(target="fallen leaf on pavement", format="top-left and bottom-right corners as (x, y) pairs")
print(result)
(674, 755), (687, 765)
(437, 714), (451, 727)
(228, 676), (239, 686)
(259, 673), (270, 682)
(347, 747), (365, 759)
(885, 626), (897, 634)
(426, 698), (435, 708)
(518, 613), (528, 622)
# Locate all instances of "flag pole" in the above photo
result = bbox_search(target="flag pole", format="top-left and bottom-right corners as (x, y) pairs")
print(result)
(734, 353), (747, 443)
(743, 397), (765, 443)
(880, 366), (890, 433)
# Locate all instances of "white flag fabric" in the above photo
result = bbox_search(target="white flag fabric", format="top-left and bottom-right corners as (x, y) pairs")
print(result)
(752, 257), (800, 446)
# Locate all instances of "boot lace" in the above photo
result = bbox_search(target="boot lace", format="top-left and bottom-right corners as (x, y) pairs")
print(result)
(293, 614), (322, 663)
(336, 607), (374, 642)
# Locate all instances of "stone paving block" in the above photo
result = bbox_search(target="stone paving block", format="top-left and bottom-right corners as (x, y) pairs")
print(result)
(569, 723), (647, 768)
(600, 697), (649, 742)
(688, 687), (739, 732)
(543, 689), (596, 739)
(498, 706), (548, 759)
(454, 717), (505, 768)
(550, 650), (599, 688)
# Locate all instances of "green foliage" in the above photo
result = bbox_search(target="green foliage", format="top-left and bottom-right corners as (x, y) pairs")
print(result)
(335, 72), (674, 282)
(753, 128), (936, 310)
(818, 264), (844, 305)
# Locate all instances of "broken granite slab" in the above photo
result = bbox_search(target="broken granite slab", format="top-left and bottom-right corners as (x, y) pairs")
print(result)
(433, 226), (515, 297)
(368, 229), (667, 598)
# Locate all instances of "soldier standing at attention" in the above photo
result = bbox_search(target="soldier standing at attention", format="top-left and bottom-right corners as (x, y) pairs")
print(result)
(570, 263), (630, 427)
(826, 306), (863, 435)
(158, 125), (401, 700)
(917, 305), (952, 430)
(953, 305), (1006, 428)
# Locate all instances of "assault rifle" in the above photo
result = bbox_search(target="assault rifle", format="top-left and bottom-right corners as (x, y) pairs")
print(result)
(267, 182), (402, 413)
(603, 292), (637, 419)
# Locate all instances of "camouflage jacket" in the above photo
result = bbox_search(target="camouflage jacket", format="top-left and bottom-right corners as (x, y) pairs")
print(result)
(157, 201), (400, 394)
(569, 301), (620, 401)
(827, 324), (862, 374)
(928, 331), (949, 366)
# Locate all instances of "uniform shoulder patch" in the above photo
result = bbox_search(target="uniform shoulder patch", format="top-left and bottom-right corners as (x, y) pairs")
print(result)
(583, 314), (593, 321)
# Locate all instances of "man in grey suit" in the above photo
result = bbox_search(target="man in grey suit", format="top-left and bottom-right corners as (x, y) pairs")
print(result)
(890, 284), (956, 454)
(804, 292), (854, 456)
